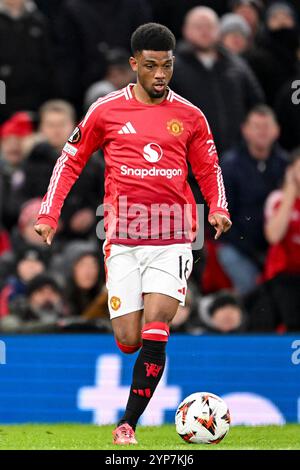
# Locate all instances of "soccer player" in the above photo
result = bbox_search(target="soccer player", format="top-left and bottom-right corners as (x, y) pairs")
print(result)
(34, 23), (231, 445)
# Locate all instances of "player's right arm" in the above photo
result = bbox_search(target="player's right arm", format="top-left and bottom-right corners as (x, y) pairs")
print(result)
(34, 103), (104, 244)
(187, 110), (231, 239)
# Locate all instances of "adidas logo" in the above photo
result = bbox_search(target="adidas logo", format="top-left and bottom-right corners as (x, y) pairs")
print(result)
(118, 122), (137, 134)
(178, 287), (186, 295)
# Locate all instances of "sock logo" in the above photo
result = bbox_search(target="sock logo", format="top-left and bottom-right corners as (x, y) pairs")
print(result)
(133, 388), (151, 398)
(144, 362), (163, 378)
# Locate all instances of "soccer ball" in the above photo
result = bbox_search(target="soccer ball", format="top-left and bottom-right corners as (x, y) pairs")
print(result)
(175, 392), (230, 444)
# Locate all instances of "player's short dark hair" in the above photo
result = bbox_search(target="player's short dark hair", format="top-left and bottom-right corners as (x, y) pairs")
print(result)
(131, 23), (176, 55)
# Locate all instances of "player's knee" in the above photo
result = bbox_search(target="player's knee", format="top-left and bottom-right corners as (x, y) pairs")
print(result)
(145, 311), (172, 325)
(115, 335), (142, 354)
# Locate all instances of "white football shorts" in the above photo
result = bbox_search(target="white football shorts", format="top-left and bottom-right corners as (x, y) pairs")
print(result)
(103, 242), (193, 319)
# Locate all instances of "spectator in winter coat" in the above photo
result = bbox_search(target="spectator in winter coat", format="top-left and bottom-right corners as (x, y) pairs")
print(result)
(254, 147), (300, 332)
(84, 49), (136, 111)
(0, 112), (34, 230)
(0, 273), (64, 332)
(62, 241), (108, 319)
(245, 2), (300, 105)
(0, 0), (55, 123)
(220, 13), (252, 55)
(218, 105), (287, 294)
(171, 6), (264, 153)
(0, 197), (51, 294)
(21, 100), (105, 241)
(198, 290), (248, 333)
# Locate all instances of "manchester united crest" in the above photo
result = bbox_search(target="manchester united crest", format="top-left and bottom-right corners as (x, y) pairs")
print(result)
(110, 296), (121, 311)
(167, 119), (184, 137)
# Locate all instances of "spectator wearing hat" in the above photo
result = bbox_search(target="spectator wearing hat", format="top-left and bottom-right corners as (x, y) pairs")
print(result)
(0, 248), (46, 315)
(198, 291), (247, 333)
(55, 0), (152, 113)
(218, 105), (287, 295)
(220, 13), (252, 54)
(0, 112), (34, 230)
(0, 0), (55, 124)
(245, 1), (300, 105)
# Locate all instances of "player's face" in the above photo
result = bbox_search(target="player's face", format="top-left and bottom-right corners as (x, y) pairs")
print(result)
(130, 50), (174, 99)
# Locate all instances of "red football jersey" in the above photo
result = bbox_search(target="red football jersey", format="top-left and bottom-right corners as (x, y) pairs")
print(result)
(264, 190), (300, 279)
(37, 84), (229, 245)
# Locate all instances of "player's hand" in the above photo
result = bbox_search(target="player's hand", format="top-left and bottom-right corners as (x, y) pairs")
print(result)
(34, 224), (56, 246)
(208, 213), (232, 240)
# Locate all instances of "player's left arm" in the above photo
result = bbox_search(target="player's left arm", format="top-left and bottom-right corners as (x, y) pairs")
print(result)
(187, 112), (232, 240)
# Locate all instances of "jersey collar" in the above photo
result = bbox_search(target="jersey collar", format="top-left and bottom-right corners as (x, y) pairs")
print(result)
(124, 83), (174, 103)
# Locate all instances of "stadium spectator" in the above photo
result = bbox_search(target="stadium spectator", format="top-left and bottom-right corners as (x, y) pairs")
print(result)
(198, 291), (247, 333)
(218, 105), (287, 294)
(0, 112), (34, 230)
(171, 283), (202, 333)
(0, 0), (55, 124)
(55, 0), (152, 112)
(0, 197), (50, 288)
(245, 1), (300, 105)
(220, 13), (252, 54)
(275, 73), (300, 151)
(62, 241), (108, 319)
(149, 0), (230, 40)
(230, 0), (263, 37)
(249, 147), (300, 332)
(0, 273), (64, 332)
(172, 6), (264, 153)
(84, 48), (136, 110)
(21, 100), (104, 241)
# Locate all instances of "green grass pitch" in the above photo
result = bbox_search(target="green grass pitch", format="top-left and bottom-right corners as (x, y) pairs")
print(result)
(0, 424), (299, 450)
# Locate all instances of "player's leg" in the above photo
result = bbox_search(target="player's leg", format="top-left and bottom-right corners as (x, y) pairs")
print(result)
(104, 243), (144, 354)
(111, 311), (145, 444)
(117, 244), (193, 436)
(112, 310), (143, 354)
(117, 293), (178, 432)
(106, 244), (146, 444)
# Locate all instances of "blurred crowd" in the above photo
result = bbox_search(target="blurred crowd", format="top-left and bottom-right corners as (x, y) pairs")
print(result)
(0, 0), (300, 334)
